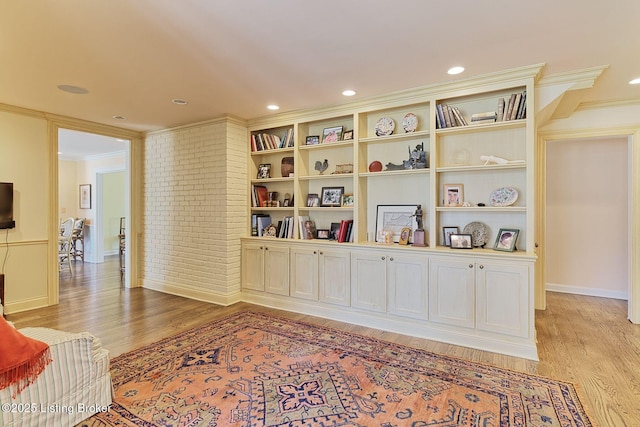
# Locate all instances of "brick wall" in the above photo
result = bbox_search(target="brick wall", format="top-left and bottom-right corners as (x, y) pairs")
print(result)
(142, 117), (247, 304)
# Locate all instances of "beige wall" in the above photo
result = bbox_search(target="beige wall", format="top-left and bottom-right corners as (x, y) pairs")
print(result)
(102, 171), (125, 254)
(0, 109), (50, 313)
(546, 136), (629, 298)
(58, 159), (78, 219)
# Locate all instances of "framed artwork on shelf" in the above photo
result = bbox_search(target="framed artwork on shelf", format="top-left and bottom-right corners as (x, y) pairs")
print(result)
(375, 204), (418, 243)
(257, 163), (271, 179)
(493, 228), (519, 252)
(320, 187), (344, 207)
(316, 229), (330, 239)
(306, 193), (320, 207)
(450, 234), (473, 249)
(322, 126), (343, 144)
(342, 129), (353, 140)
(341, 194), (354, 207)
(79, 184), (91, 209)
(443, 226), (459, 247)
(306, 135), (320, 145)
(444, 184), (464, 206)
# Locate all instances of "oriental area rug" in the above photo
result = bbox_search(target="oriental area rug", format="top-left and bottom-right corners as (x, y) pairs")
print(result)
(86, 311), (591, 426)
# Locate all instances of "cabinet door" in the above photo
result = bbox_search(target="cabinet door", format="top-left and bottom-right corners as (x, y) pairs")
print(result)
(351, 251), (386, 312)
(290, 247), (319, 300)
(264, 245), (290, 296)
(318, 248), (350, 306)
(387, 253), (429, 319)
(429, 258), (475, 327)
(476, 262), (529, 337)
(242, 242), (265, 291)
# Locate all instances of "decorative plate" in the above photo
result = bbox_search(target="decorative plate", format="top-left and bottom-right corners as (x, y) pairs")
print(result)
(375, 117), (395, 136)
(489, 187), (518, 207)
(463, 221), (489, 248)
(402, 112), (418, 133)
(368, 160), (383, 172)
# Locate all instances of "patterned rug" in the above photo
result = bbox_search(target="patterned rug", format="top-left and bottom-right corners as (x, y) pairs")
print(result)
(86, 311), (591, 426)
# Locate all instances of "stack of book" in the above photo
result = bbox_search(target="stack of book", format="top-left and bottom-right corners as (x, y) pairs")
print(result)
(250, 129), (294, 152)
(470, 111), (498, 124)
(336, 219), (354, 243)
(251, 185), (268, 207)
(497, 90), (526, 121)
(435, 104), (467, 129)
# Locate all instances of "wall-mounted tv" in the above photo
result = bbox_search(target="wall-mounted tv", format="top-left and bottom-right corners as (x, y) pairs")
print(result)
(0, 182), (15, 229)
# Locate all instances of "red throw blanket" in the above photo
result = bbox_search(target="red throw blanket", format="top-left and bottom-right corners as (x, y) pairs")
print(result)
(0, 317), (51, 398)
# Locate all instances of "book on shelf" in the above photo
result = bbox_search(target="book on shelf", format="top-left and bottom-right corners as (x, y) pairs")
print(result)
(497, 97), (506, 121)
(510, 93), (522, 120)
(516, 90), (527, 119)
(251, 130), (294, 152)
(337, 219), (353, 243)
(256, 215), (272, 237)
(437, 104), (468, 128)
(252, 185), (268, 207)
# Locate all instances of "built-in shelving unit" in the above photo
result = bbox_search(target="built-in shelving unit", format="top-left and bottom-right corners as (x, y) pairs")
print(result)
(242, 65), (543, 360)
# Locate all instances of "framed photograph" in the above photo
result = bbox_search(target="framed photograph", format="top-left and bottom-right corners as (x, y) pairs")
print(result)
(79, 184), (91, 209)
(375, 204), (418, 243)
(444, 184), (464, 206)
(257, 163), (271, 179)
(442, 226), (459, 247)
(341, 193), (354, 207)
(342, 129), (354, 140)
(320, 187), (344, 207)
(306, 135), (320, 145)
(398, 227), (411, 245)
(322, 126), (343, 144)
(493, 228), (520, 252)
(306, 193), (320, 207)
(330, 222), (340, 240)
(317, 229), (330, 239)
(450, 233), (473, 249)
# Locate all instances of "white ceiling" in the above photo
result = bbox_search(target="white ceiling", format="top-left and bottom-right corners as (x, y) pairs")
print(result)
(2, 0), (640, 142)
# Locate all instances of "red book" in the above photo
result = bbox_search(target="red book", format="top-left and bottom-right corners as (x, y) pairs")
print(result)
(337, 220), (352, 243)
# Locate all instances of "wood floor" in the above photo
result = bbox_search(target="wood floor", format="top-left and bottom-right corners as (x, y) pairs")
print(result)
(7, 256), (640, 426)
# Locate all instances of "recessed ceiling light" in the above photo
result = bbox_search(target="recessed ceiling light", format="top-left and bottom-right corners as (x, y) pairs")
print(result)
(172, 99), (188, 105)
(57, 84), (89, 94)
(629, 78), (640, 85)
(447, 66), (465, 75)
(112, 115), (127, 120)
(342, 89), (357, 97)
(267, 104), (280, 111)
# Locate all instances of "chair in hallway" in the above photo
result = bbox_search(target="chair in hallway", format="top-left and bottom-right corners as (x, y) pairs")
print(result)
(59, 217), (75, 275)
(71, 217), (85, 262)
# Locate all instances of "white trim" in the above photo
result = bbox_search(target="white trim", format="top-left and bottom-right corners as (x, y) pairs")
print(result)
(142, 278), (242, 306)
(546, 283), (628, 301)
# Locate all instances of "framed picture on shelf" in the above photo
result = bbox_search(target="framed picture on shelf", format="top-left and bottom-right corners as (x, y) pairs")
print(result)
(444, 184), (464, 206)
(341, 194), (354, 207)
(493, 228), (519, 252)
(398, 227), (411, 245)
(316, 229), (330, 239)
(306, 193), (320, 207)
(442, 226), (459, 247)
(322, 126), (343, 144)
(306, 135), (320, 145)
(450, 234), (473, 249)
(342, 129), (353, 140)
(375, 204), (418, 243)
(320, 187), (344, 207)
(79, 184), (91, 209)
(330, 222), (340, 240)
(257, 163), (271, 179)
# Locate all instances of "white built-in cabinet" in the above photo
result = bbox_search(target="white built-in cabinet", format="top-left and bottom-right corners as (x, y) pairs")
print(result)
(241, 65), (543, 360)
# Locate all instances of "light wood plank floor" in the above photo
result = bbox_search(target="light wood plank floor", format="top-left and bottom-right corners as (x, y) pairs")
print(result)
(7, 256), (640, 426)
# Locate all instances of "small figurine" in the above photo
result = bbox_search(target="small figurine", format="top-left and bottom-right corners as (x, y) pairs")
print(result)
(413, 205), (424, 230)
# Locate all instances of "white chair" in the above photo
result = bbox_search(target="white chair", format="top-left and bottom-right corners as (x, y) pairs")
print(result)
(58, 217), (74, 275)
(70, 218), (85, 262)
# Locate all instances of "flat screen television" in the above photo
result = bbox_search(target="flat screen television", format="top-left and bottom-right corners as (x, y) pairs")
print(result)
(0, 182), (15, 229)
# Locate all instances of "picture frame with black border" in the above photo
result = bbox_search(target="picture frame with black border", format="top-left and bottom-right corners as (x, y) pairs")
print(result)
(342, 129), (353, 140)
(330, 222), (340, 240)
(320, 187), (344, 207)
(316, 229), (330, 239)
(322, 126), (343, 144)
(493, 228), (519, 252)
(257, 163), (271, 179)
(450, 233), (473, 249)
(306, 135), (320, 145)
(442, 226), (459, 247)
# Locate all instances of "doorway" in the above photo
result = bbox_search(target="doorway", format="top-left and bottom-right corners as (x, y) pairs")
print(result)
(545, 136), (630, 301)
(57, 128), (131, 287)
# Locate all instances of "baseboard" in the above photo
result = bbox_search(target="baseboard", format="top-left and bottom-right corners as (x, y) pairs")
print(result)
(142, 278), (242, 306)
(546, 282), (628, 300)
(4, 295), (50, 315)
